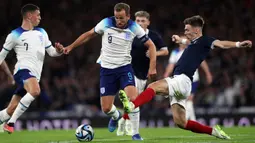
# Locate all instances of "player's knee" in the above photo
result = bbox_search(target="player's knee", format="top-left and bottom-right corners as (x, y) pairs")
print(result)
(101, 105), (112, 114)
(128, 95), (136, 101)
(29, 87), (41, 96)
(173, 115), (186, 128)
(147, 82), (157, 91)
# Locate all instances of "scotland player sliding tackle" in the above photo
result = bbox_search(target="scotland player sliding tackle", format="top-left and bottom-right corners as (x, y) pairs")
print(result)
(0, 4), (64, 134)
(119, 15), (252, 139)
(63, 3), (157, 140)
(117, 11), (168, 138)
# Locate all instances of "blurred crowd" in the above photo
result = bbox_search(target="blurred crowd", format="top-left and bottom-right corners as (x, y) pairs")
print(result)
(0, 0), (254, 115)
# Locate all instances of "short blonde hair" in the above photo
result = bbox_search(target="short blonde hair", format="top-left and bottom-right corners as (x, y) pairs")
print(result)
(135, 11), (150, 20)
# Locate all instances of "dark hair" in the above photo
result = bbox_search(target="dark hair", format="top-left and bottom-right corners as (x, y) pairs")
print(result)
(21, 4), (40, 17)
(135, 11), (150, 20)
(183, 15), (204, 28)
(114, 3), (130, 15)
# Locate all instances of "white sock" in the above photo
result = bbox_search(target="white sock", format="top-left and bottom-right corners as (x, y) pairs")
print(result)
(106, 105), (120, 120)
(186, 100), (196, 120)
(128, 107), (140, 135)
(0, 109), (11, 124)
(8, 93), (35, 124)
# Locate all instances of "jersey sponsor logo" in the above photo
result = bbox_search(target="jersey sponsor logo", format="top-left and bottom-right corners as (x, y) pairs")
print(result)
(39, 35), (43, 43)
(100, 87), (105, 94)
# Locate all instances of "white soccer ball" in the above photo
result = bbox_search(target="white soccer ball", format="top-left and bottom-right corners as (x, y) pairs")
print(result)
(75, 124), (94, 142)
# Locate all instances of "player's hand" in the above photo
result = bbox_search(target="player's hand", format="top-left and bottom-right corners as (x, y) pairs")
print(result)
(172, 35), (181, 43)
(63, 46), (71, 54)
(147, 68), (157, 82)
(55, 42), (64, 53)
(239, 40), (252, 48)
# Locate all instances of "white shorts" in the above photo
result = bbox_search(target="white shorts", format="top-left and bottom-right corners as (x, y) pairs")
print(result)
(135, 76), (147, 94)
(164, 74), (192, 108)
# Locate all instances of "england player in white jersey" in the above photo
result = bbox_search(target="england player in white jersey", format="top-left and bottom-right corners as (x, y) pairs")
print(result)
(164, 36), (212, 120)
(64, 3), (157, 140)
(0, 4), (64, 134)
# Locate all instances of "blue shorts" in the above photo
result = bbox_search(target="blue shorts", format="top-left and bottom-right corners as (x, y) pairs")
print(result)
(191, 81), (199, 94)
(13, 69), (35, 97)
(100, 64), (135, 96)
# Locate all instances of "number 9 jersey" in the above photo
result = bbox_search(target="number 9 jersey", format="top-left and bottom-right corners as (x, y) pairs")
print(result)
(94, 17), (149, 69)
(3, 27), (52, 81)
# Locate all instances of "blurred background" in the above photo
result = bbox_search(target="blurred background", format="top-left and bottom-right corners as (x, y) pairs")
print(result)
(0, 0), (254, 130)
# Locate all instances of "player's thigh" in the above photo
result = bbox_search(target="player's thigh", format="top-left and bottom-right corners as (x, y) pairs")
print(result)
(148, 79), (169, 95)
(7, 95), (22, 115)
(100, 96), (115, 112)
(23, 77), (40, 96)
(14, 69), (40, 96)
(165, 75), (192, 98)
(171, 103), (187, 128)
(119, 65), (137, 100)
(124, 85), (138, 101)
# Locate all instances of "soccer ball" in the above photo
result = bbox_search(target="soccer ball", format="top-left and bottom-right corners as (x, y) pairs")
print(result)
(75, 124), (94, 142)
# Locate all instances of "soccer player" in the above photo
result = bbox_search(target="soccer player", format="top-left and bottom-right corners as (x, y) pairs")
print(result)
(164, 35), (212, 120)
(117, 11), (169, 138)
(0, 4), (64, 134)
(119, 15), (252, 139)
(63, 3), (157, 140)
(0, 61), (15, 132)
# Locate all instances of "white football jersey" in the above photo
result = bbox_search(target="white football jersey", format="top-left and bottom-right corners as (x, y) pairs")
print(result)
(94, 17), (148, 69)
(3, 27), (52, 81)
(169, 48), (199, 82)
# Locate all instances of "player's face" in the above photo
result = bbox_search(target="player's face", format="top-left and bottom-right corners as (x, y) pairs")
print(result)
(135, 16), (150, 30)
(28, 10), (41, 26)
(114, 9), (130, 29)
(184, 24), (197, 41)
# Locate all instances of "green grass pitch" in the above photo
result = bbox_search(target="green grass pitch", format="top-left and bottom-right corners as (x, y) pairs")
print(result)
(0, 127), (254, 143)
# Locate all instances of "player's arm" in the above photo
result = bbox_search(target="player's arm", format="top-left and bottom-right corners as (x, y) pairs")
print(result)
(46, 42), (64, 57)
(155, 33), (169, 56)
(156, 48), (169, 56)
(0, 61), (15, 85)
(163, 63), (175, 78)
(172, 35), (191, 45)
(163, 50), (176, 78)
(0, 33), (15, 65)
(64, 28), (97, 54)
(200, 60), (212, 84)
(144, 39), (157, 79)
(212, 40), (252, 49)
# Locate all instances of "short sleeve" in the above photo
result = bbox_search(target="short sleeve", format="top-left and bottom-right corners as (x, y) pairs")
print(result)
(131, 22), (146, 38)
(94, 18), (110, 35)
(153, 33), (167, 50)
(204, 36), (216, 49)
(3, 33), (16, 51)
(40, 28), (52, 49)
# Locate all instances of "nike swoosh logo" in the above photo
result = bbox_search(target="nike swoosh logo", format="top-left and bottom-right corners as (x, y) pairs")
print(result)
(21, 39), (26, 41)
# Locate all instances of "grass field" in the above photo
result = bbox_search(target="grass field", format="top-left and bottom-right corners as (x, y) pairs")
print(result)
(0, 127), (255, 143)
